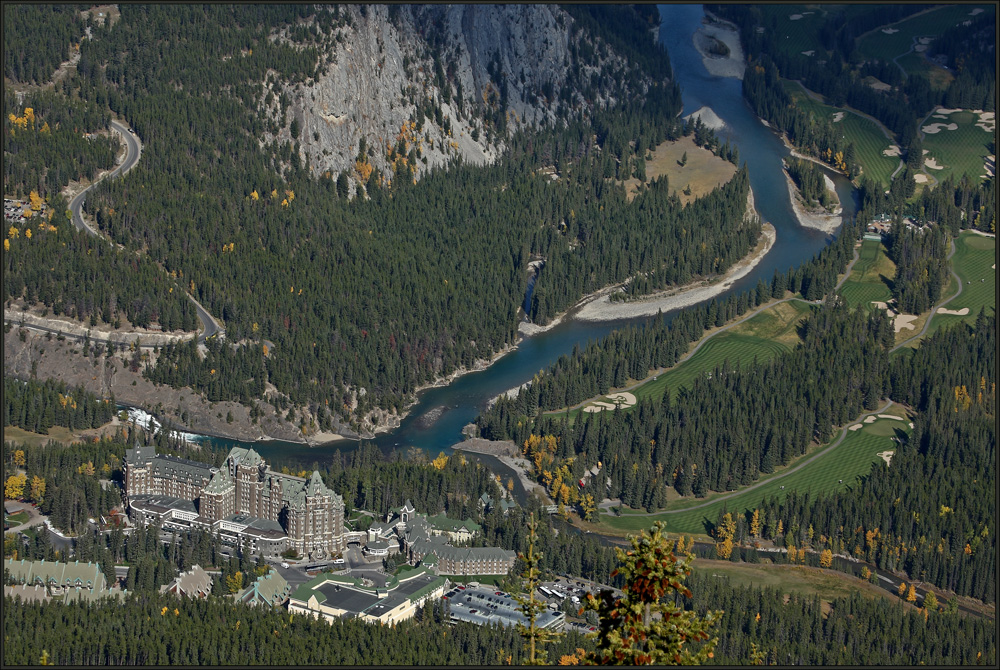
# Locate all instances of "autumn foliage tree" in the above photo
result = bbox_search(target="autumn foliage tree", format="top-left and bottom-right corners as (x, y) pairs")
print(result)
(582, 521), (721, 665)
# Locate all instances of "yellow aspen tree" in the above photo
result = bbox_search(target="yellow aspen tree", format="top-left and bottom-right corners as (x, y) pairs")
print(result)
(906, 584), (917, 603)
(3, 239), (9, 251)
(25, 228), (31, 239)
(750, 509), (761, 537)
(819, 549), (833, 568)
(898, 581), (907, 596)
(13, 450), (25, 466)
(5, 474), (27, 499)
(30, 476), (45, 504)
(250, 190), (259, 201)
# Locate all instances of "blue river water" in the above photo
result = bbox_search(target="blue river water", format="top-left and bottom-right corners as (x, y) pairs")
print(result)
(163, 5), (858, 468)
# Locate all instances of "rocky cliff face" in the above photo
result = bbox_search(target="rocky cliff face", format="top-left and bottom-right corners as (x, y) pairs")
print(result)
(260, 4), (653, 193)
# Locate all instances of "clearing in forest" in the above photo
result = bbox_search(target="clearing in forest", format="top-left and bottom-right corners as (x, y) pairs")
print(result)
(619, 135), (737, 205)
(839, 239), (895, 309)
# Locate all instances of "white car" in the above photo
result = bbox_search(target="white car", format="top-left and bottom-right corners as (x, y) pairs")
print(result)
(280, 562), (290, 569)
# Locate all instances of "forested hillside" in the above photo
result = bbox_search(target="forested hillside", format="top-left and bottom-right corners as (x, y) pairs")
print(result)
(3, 565), (993, 665)
(3, 3), (765, 432)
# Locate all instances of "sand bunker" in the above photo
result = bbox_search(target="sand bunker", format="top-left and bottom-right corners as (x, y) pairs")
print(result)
(684, 106), (725, 131)
(583, 391), (637, 413)
(970, 8), (984, 15)
(606, 392), (637, 407)
(871, 301), (889, 310)
(883, 145), (901, 157)
(908, 422), (914, 429)
(925, 158), (944, 170)
(864, 416), (877, 424)
(975, 111), (995, 132)
(935, 108), (962, 115)
(801, 50), (815, 56)
(894, 314), (918, 333)
(913, 173), (930, 184)
(919, 37), (933, 45)
(878, 450), (895, 466)
(789, 14), (803, 20)
(921, 123), (958, 134)
(878, 414), (904, 421)
(882, 27), (899, 34)
(937, 307), (970, 316)
(932, 115), (948, 119)
(832, 112), (845, 122)
(848, 424), (864, 431)
(914, 44), (927, 52)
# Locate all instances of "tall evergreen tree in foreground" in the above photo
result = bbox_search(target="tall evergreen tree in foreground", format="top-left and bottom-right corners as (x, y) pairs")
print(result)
(582, 522), (721, 665)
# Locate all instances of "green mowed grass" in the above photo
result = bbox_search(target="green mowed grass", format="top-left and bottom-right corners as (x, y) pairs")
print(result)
(782, 81), (899, 187)
(757, 5), (831, 60)
(5, 510), (30, 525)
(612, 300), (813, 407)
(691, 559), (895, 611)
(839, 240), (895, 309)
(921, 110), (994, 186)
(857, 5), (995, 63)
(599, 418), (908, 536)
(924, 232), (996, 337)
(551, 301), (813, 421)
(895, 52), (954, 91)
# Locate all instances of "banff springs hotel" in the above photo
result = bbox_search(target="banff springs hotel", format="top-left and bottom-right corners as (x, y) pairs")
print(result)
(123, 443), (517, 575)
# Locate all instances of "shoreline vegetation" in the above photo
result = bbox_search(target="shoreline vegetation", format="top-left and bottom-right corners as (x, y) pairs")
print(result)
(75, 8), (841, 448)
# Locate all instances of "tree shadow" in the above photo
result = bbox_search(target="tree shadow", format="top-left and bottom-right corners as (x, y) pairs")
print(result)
(880, 273), (895, 293)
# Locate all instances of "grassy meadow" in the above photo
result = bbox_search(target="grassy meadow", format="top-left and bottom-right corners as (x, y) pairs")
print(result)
(621, 135), (737, 205)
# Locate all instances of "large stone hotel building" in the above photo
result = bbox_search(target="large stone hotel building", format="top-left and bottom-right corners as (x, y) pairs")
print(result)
(124, 443), (344, 558)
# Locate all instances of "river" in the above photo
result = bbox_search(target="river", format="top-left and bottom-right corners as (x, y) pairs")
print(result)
(157, 5), (858, 470)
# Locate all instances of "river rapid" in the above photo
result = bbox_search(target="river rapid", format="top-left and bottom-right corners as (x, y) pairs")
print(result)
(141, 5), (859, 475)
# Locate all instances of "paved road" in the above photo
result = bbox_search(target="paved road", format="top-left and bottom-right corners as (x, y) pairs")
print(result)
(70, 120), (141, 237)
(12, 119), (223, 344)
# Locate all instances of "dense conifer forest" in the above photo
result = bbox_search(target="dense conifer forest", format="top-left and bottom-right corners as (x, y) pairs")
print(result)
(4, 377), (115, 435)
(3, 568), (993, 666)
(4, 90), (118, 199)
(4, 4), (759, 425)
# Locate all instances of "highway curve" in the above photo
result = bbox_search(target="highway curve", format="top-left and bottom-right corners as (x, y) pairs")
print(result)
(34, 120), (222, 343)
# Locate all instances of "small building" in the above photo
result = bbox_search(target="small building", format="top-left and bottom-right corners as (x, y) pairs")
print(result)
(159, 565), (213, 598)
(234, 569), (291, 608)
(3, 558), (123, 603)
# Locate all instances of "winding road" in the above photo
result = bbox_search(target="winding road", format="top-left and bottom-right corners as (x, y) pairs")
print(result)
(8, 119), (223, 344)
